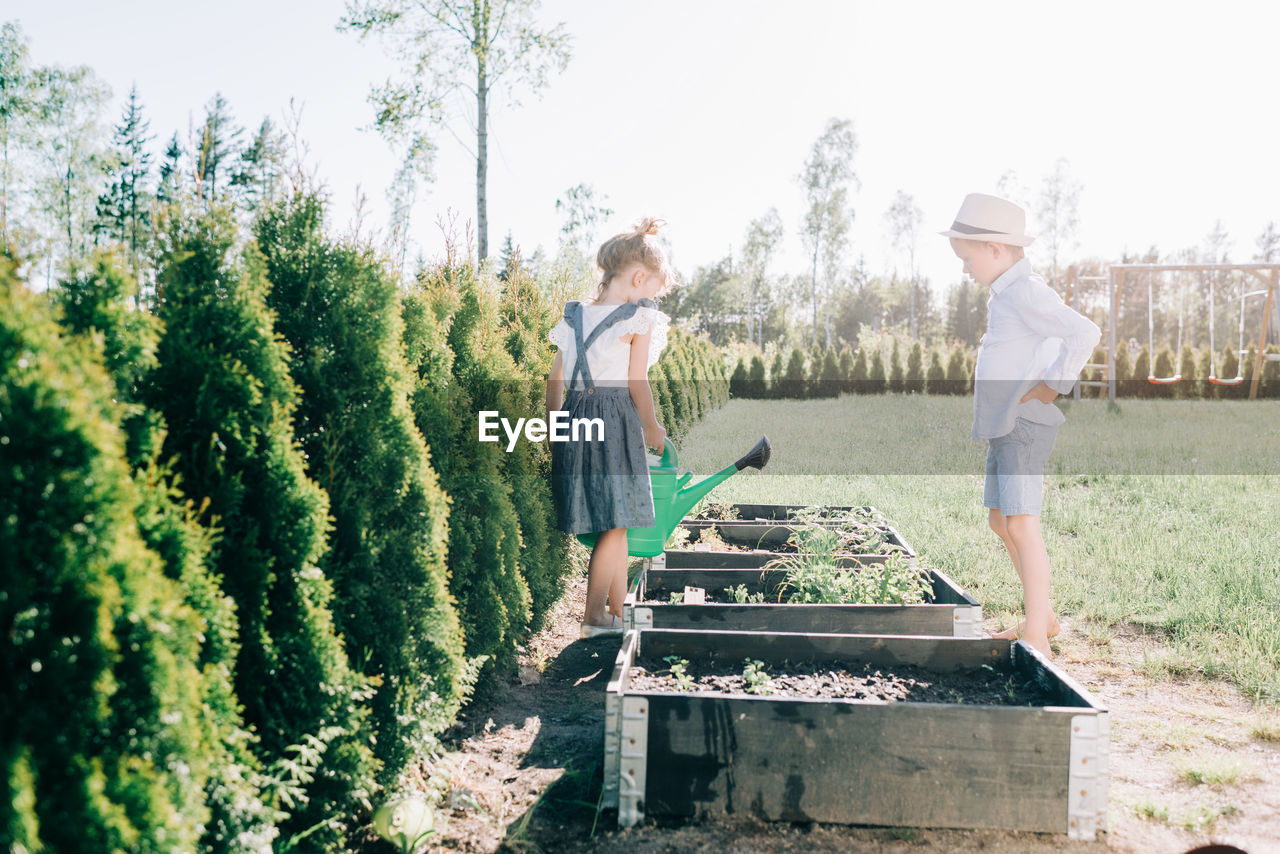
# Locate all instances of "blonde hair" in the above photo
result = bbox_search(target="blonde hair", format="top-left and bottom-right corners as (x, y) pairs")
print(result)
(589, 217), (680, 302)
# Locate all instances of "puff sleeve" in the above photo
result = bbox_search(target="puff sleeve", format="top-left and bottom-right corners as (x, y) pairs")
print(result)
(615, 305), (670, 368)
(547, 319), (572, 351)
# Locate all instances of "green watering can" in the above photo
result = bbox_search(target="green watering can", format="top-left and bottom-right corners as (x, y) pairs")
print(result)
(578, 435), (772, 557)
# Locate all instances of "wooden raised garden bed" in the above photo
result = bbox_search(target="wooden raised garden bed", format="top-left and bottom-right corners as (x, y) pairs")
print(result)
(622, 556), (981, 637)
(675, 504), (916, 558)
(602, 628), (1108, 840)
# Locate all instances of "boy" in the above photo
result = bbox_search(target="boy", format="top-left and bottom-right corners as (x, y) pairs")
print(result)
(940, 193), (1101, 657)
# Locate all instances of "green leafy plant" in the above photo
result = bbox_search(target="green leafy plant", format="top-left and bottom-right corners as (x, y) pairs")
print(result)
(768, 526), (931, 605)
(728, 584), (765, 604)
(742, 660), (775, 695)
(664, 655), (694, 691)
(665, 525), (691, 550)
(668, 591), (685, 605)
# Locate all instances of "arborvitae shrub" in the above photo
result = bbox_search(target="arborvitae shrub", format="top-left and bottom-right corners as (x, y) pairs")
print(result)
(850, 348), (868, 394)
(925, 348), (946, 394)
(768, 350), (786, 399)
(1195, 348), (1212, 399)
(905, 341), (924, 394)
(1152, 347), (1177, 398)
(889, 339), (904, 393)
(254, 193), (465, 781)
(2, 255), (212, 853)
(819, 348), (841, 397)
(729, 358), (748, 397)
(1113, 346), (1132, 398)
(1177, 345), (1196, 400)
(55, 251), (273, 850)
(1263, 345), (1280, 398)
(806, 348), (825, 398)
(406, 263), (530, 678)
(945, 346), (966, 396)
(148, 205), (376, 848)
(1131, 347), (1151, 399)
(494, 267), (570, 635)
(747, 354), (766, 398)
(837, 346), (853, 394)
(868, 349), (887, 393)
(782, 347), (807, 398)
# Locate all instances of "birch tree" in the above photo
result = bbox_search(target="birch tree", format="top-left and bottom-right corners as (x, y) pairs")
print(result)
(339, 0), (571, 261)
(797, 118), (856, 347)
(884, 189), (922, 338)
(739, 208), (782, 347)
(1036, 157), (1082, 292)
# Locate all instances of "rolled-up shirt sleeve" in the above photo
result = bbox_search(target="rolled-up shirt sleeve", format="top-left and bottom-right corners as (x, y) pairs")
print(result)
(1016, 280), (1102, 395)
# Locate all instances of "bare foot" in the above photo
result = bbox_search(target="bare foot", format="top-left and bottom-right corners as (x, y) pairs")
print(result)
(1022, 636), (1053, 658)
(990, 614), (1060, 640)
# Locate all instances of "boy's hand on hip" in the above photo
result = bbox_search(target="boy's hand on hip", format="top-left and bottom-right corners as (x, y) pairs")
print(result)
(1019, 381), (1059, 404)
(644, 423), (667, 451)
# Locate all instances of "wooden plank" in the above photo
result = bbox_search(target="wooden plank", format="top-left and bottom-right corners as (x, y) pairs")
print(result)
(643, 695), (1077, 832)
(1012, 641), (1108, 712)
(664, 550), (892, 569)
(681, 519), (915, 555)
(647, 603), (962, 636)
(641, 628), (1015, 674)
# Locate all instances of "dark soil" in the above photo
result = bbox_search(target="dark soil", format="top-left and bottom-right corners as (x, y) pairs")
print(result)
(629, 656), (1058, 706)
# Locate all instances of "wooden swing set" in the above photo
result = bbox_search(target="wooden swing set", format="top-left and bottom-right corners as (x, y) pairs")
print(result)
(1066, 263), (1280, 402)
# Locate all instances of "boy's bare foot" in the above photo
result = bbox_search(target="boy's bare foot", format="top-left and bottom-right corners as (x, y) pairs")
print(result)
(990, 613), (1060, 640)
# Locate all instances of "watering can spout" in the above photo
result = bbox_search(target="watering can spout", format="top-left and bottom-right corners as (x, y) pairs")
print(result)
(670, 434), (771, 522)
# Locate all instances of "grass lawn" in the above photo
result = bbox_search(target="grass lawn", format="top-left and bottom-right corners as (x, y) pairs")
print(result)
(677, 394), (1280, 702)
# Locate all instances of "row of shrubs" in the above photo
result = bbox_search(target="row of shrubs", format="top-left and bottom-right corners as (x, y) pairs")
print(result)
(729, 341), (976, 398)
(1, 191), (726, 852)
(727, 340), (1280, 400)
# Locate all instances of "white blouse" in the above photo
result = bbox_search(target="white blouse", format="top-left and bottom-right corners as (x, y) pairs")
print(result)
(548, 302), (670, 388)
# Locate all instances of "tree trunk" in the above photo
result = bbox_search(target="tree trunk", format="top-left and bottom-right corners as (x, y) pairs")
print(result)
(476, 24), (489, 262)
(810, 245), (819, 347)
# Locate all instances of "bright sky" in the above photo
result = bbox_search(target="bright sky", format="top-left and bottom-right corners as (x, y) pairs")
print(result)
(16, 1), (1280, 302)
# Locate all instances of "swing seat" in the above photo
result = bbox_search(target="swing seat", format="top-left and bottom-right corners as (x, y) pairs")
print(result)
(1208, 376), (1245, 386)
(1146, 374), (1181, 384)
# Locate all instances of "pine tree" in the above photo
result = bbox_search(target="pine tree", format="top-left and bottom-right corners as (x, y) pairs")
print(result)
(255, 192), (466, 781)
(93, 84), (154, 280)
(234, 117), (287, 215)
(156, 132), (183, 207)
(196, 93), (244, 204)
(147, 203), (376, 848)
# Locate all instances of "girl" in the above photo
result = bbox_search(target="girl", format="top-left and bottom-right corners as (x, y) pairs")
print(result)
(546, 217), (675, 638)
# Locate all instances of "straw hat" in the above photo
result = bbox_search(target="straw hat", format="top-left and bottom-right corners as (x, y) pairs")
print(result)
(938, 193), (1036, 247)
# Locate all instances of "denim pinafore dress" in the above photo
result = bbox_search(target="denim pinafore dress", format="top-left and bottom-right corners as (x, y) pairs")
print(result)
(550, 299), (657, 535)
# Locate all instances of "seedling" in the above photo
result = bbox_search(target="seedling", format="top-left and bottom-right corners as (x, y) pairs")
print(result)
(668, 591), (684, 605)
(728, 583), (765, 604)
(664, 655), (693, 691)
(742, 659), (774, 695)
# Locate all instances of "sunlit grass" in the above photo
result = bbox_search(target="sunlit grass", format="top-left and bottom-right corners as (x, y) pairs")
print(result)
(678, 394), (1280, 701)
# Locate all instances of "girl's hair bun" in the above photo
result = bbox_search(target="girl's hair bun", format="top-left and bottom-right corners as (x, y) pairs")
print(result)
(633, 217), (664, 237)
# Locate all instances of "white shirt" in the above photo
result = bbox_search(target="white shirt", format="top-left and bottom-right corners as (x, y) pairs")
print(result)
(973, 258), (1101, 440)
(548, 302), (669, 389)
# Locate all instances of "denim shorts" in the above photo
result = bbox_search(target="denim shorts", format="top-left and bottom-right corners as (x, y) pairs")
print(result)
(983, 417), (1058, 517)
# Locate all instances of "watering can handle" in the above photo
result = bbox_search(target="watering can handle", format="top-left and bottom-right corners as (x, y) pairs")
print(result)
(659, 437), (678, 468)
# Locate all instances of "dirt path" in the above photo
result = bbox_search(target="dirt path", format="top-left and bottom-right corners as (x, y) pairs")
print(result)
(426, 568), (1280, 854)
